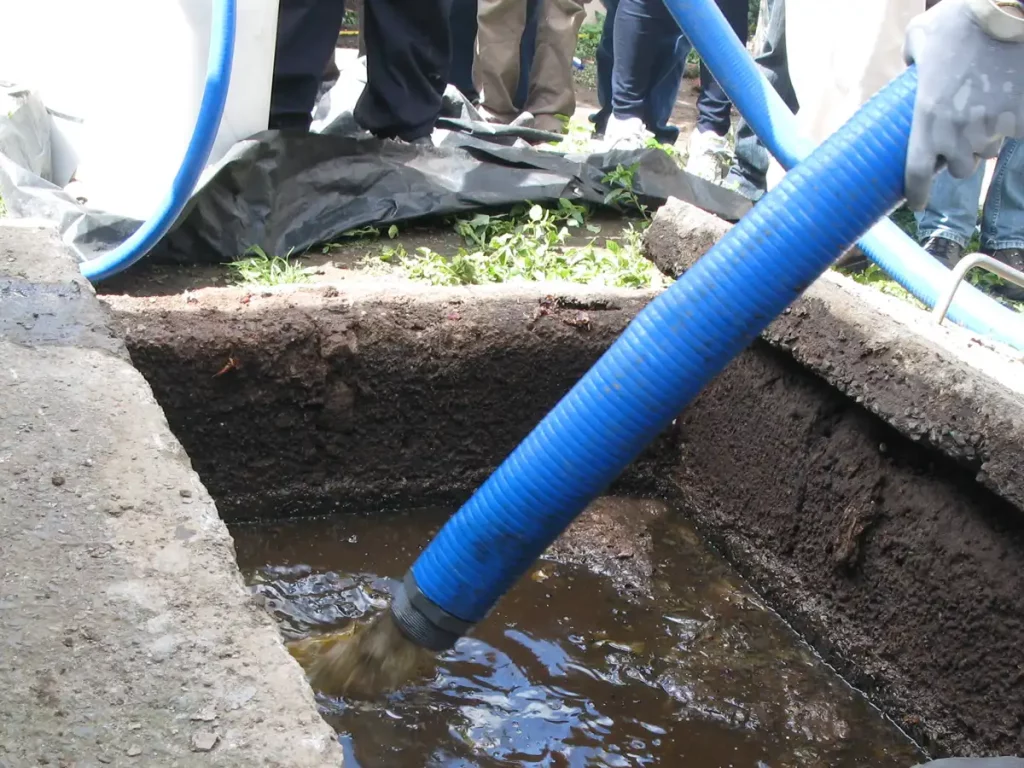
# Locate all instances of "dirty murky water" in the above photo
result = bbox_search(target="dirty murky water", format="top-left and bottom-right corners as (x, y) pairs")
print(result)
(232, 500), (923, 768)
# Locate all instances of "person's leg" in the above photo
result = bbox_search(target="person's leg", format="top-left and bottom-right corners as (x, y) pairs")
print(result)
(645, 32), (689, 145)
(515, 0), (542, 110)
(525, 0), (587, 133)
(474, 0), (529, 122)
(914, 165), (984, 267)
(980, 138), (1024, 299)
(724, 0), (796, 200)
(449, 0), (479, 101)
(591, 0), (620, 135)
(610, 0), (680, 124)
(981, 140), (1024, 253)
(355, 0), (454, 141)
(694, 0), (749, 138)
(270, 0), (348, 131)
(685, 0), (748, 179)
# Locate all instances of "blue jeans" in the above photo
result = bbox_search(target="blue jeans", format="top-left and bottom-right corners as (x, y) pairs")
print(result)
(724, 0), (796, 200)
(695, 0), (749, 137)
(592, 0), (688, 144)
(916, 139), (1024, 251)
(606, 0), (691, 144)
(449, 0), (539, 107)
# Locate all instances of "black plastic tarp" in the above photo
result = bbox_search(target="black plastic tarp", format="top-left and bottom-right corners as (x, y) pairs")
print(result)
(0, 59), (751, 266)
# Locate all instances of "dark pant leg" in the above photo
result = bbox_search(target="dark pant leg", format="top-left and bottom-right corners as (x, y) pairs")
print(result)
(727, 0), (796, 198)
(694, 0), (748, 136)
(270, 0), (347, 131)
(645, 32), (689, 144)
(514, 0), (542, 110)
(356, 0), (454, 141)
(611, 0), (680, 121)
(591, 0), (619, 133)
(449, 0), (479, 100)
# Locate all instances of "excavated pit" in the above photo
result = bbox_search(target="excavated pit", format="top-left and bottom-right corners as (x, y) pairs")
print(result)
(100, 258), (1024, 761)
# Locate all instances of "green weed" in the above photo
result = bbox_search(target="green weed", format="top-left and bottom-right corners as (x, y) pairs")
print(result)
(321, 223), (399, 253)
(848, 264), (926, 310)
(576, 14), (604, 62)
(227, 246), (314, 287)
(602, 164), (648, 218)
(364, 200), (662, 289)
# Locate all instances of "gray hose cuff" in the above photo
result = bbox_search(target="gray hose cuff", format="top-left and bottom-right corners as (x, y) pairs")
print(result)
(389, 571), (474, 652)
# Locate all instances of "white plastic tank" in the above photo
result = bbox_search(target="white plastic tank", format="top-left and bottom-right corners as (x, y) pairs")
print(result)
(0, 0), (279, 219)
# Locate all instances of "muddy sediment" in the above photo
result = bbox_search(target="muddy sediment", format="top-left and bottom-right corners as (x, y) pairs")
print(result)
(233, 501), (923, 766)
(103, 276), (1024, 758)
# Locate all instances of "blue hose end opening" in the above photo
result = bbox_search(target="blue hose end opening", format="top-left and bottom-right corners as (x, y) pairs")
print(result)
(390, 571), (474, 651)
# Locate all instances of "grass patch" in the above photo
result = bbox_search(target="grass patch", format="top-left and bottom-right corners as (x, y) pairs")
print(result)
(226, 246), (314, 287)
(364, 199), (663, 289)
(573, 13), (603, 90)
(575, 13), (603, 62)
(848, 264), (926, 310)
(843, 206), (1022, 313)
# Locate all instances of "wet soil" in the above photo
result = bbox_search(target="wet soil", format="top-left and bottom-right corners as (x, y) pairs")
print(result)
(232, 499), (923, 767)
(103, 283), (664, 521)
(674, 342), (1024, 758)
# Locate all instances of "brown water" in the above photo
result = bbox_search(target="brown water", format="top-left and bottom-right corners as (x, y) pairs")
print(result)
(232, 501), (924, 768)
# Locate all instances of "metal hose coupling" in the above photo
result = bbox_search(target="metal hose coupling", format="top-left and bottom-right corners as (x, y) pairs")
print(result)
(389, 571), (474, 651)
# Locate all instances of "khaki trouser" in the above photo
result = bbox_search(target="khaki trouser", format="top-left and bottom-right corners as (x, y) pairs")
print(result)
(474, 0), (587, 131)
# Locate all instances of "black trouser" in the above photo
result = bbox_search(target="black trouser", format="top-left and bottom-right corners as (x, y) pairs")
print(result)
(610, 0), (747, 138)
(270, 0), (452, 140)
(695, 0), (749, 136)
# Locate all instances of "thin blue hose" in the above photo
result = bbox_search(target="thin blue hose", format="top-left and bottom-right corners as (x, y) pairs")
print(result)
(80, 0), (236, 282)
(404, 70), (916, 630)
(661, 0), (1024, 352)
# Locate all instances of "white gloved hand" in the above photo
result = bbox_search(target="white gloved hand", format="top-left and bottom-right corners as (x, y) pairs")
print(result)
(903, 0), (1024, 210)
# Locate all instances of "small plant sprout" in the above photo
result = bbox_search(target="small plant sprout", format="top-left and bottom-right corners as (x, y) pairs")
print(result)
(227, 246), (315, 287)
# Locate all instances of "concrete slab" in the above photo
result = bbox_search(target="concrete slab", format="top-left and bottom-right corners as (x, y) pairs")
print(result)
(644, 198), (1024, 512)
(0, 222), (343, 767)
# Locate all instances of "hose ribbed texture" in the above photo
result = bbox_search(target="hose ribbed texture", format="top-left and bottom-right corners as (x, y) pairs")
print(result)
(410, 70), (916, 624)
(662, 0), (1024, 351)
(80, 0), (236, 282)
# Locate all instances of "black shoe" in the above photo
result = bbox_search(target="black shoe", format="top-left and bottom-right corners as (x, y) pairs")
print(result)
(991, 248), (1024, 302)
(920, 236), (964, 269)
(835, 246), (869, 273)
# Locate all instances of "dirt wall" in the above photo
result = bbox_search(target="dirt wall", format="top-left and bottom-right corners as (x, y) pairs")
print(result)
(107, 285), (670, 520)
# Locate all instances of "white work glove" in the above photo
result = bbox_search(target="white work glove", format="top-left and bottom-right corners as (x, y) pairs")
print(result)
(903, 0), (1024, 210)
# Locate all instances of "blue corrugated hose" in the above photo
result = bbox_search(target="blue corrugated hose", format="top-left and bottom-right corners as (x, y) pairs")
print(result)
(391, 69), (919, 650)
(79, 0), (236, 282)
(661, 0), (1024, 351)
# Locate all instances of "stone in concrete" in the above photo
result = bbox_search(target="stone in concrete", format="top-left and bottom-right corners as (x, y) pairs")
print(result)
(0, 222), (343, 766)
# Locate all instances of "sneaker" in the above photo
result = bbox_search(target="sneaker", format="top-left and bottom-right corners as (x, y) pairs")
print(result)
(603, 115), (652, 151)
(721, 169), (765, 202)
(920, 236), (964, 270)
(991, 248), (1024, 302)
(685, 128), (730, 182)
